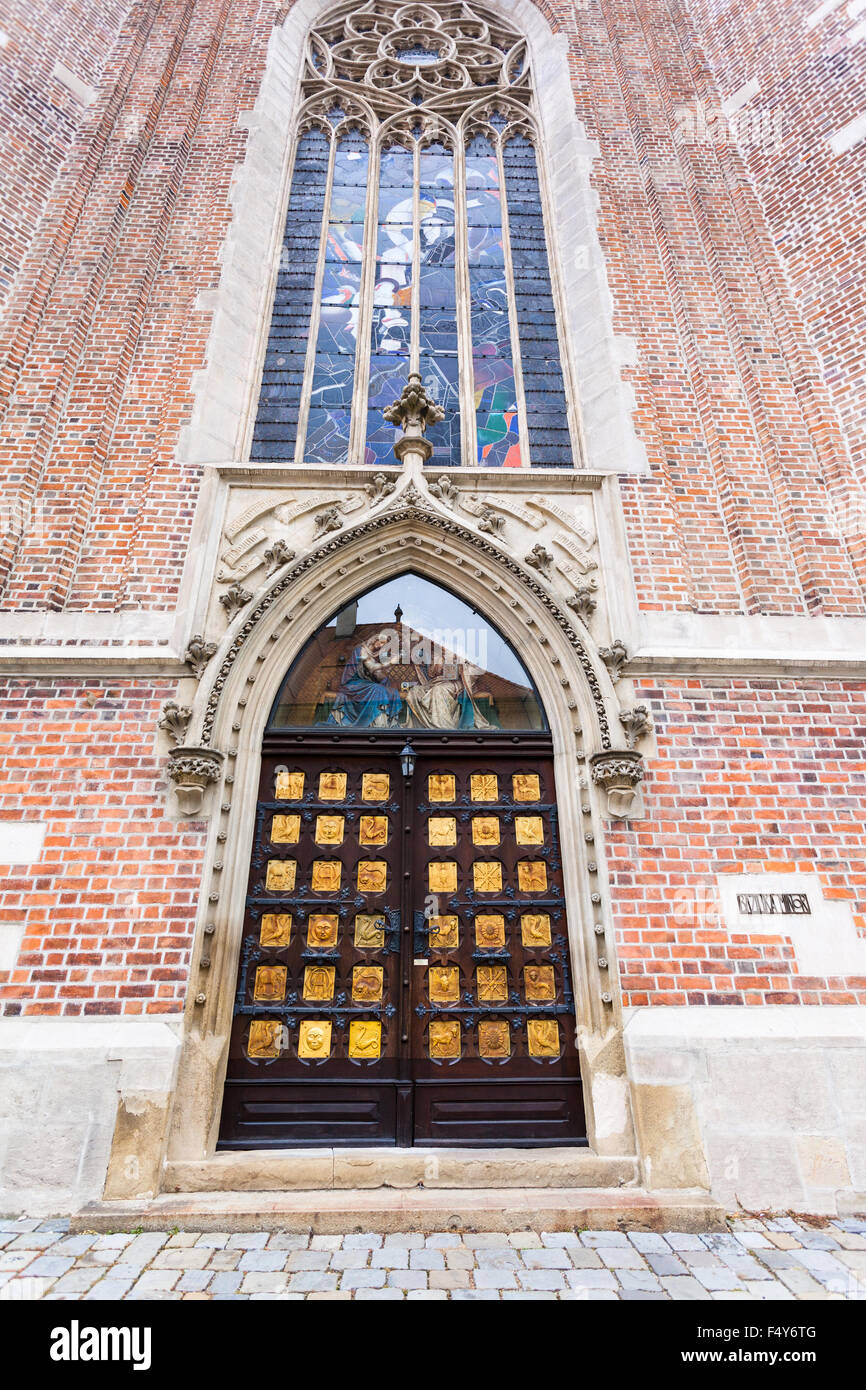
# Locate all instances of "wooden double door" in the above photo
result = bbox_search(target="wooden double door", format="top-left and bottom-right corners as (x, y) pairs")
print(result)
(218, 733), (586, 1148)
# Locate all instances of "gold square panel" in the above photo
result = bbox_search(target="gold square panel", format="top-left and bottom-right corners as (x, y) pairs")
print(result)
(275, 770), (304, 800)
(472, 816), (500, 846)
(354, 913), (385, 949)
(315, 814), (344, 845)
(260, 913), (291, 948)
(473, 861), (502, 894)
(515, 815), (544, 846)
(471, 773), (498, 802)
(527, 1019), (560, 1058)
(478, 1020), (511, 1059)
(428, 816), (457, 847)
(475, 914), (505, 949)
(518, 861), (548, 893)
(429, 915), (459, 950)
(253, 964), (287, 1002)
(247, 1020), (283, 1059)
(303, 964), (335, 1001)
(311, 859), (341, 892)
(429, 1019), (461, 1059)
(318, 771), (347, 801)
(362, 772), (390, 801)
(298, 1019), (332, 1060)
(428, 772), (455, 802)
(429, 964), (460, 1004)
(359, 815), (388, 847)
(358, 860), (387, 892)
(477, 964), (508, 1002)
(307, 914), (339, 949)
(271, 814), (300, 844)
(348, 1020), (381, 1059)
(428, 861), (457, 893)
(521, 913), (552, 948)
(266, 860), (296, 892)
(524, 964), (556, 1002)
(512, 773), (541, 802)
(352, 964), (384, 1003)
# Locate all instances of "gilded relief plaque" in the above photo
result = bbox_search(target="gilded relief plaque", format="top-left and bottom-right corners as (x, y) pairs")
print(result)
(275, 770), (304, 800)
(478, 1020), (510, 1059)
(520, 913), (551, 947)
(303, 964), (335, 1001)
(352, 965), (383, 1003)
(527, 1019), (560, 1058)
(471, 773), (498, 802)
(298, 1020), (332, 1060)
(429, 915), (459, 950)
(515, 815), (544, 846)
(358, 860), (387, 892)
(362, 772), (390, 801)
(307, 914), (339, 948)
(473, 861), (502, 894)
(428, 772), (455, 802)
(266, 860), (296, 892)
(359, 815), (388, 846)
(477, 965), (508, 1002)
(354, 913), (385, 949)
(475, 914), (505, 949)
(260, 913), (291, 948)
(429, 1019), (461, 1059)
(518, 861), (547, 893)
(271, 814), (300, 844)
(429, 964), (460, 1004)
(428, 861), (457, 893)
(315, 814), (344, 845)
(472, 816), (500, 846)
(311, 859), (341, 892)
(428, 816), (457, 847)
(348, 1020), (381, 1059)
(253, 964), (287, 1002)
(512, 773), (540, 802)
(247, 1020), (283, 1059)
(524, 965), (556, 1001)
(318, 771), (347, 801)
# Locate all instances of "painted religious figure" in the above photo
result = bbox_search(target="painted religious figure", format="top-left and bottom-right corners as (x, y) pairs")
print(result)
(328, 631), (404, 728)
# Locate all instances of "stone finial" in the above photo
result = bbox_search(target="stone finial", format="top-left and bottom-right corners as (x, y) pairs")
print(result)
(184, 634), (218, 679)
(589, 749), (644, 820)
(158, 701), (192, 746)
(167, 747), (224, 817)
(598, 638), (628, 684)
(383, 371), (445, 462)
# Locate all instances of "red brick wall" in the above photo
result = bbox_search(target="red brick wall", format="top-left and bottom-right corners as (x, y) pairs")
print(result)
(0, 679), (206, 1016)
(608, 678), (866, 1007)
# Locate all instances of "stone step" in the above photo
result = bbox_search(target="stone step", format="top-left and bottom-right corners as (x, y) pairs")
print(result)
(164, 1147), (640, 1193)
(73, 1186), (726, 1235)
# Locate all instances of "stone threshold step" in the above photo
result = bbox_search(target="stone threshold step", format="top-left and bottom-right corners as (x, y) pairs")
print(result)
(164, 1147), (639, 1193)
(72, 1187), (725, 1235)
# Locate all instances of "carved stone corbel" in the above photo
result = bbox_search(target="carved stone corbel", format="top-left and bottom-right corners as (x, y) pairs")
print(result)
(167, 747), (224, 817)
(220, 583), (253, 622)
(589, 749), (644, 820)
(184, 634), (217, 679)
(158, 701), (192, 746)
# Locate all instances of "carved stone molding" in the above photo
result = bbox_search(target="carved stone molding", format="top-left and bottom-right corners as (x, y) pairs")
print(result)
(525, 543), (553, 578)
(364, 472), (397, 503)
(477, 505), (506, 537)
(263, 538), (296, 575)
(158, 701), (192, 746)
(167, 747), (224, 817)
(428, 475), (458, 507)
(619, 704), (652, 749)
(598, 638), (628, 684)
(314, 506), (344, 536)
(589, 749), (644, 820)
(220, 583), (253, 623)
(567, 585), (597, 623)
(184, 634), (218, 679)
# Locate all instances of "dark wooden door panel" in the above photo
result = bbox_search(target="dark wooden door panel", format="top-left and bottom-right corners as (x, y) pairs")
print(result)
(413, 1081), (585, 1146)
(220, 1082), (397, 1148)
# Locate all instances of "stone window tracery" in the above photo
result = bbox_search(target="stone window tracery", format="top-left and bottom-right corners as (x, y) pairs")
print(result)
(251, 0), (575, 470)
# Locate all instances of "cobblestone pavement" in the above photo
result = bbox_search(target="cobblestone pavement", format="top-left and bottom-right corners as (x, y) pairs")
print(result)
(0, 1217), (864, 1300)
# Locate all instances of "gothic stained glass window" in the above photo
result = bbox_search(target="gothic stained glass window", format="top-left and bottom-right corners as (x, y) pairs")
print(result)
(250, 1), (576, 471)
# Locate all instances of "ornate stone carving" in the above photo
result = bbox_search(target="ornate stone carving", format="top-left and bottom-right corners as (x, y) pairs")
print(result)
(524, 543), (553, 578)
(589, 749), (644, 820)
(364, 472), (397, 503)
(477, 505), (506, 537)
(567, 585), (597, 622)
(220, 583), (253, 622)
(263, 538), (296, 576)
(598, 638), (629, 684)
(314, 505), (344, 536)
(383, 371), (444, 461)
(167, 747), (224, 817)
(428, 475), (458, 507)
(158, 701), (192, 746)
(619, 705), (652, 749)
(184, 634), (218, 679)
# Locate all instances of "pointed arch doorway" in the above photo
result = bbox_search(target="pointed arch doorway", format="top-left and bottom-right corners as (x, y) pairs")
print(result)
(217, 576), (586, 1148)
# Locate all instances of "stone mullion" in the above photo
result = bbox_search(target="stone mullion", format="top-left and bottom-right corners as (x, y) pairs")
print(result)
(453, 127), (475, 469)
(293, 127), (338, 466)
(410, 138), (421, 379)
(496, 132), (531, 471)
(347, 121), (380, 466)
